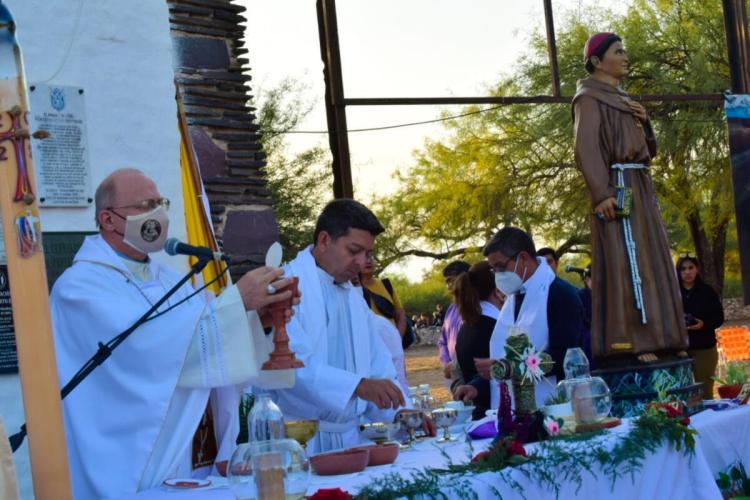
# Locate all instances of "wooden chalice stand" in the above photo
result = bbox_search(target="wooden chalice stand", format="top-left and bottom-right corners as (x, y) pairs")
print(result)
(262, 277), (304, 370)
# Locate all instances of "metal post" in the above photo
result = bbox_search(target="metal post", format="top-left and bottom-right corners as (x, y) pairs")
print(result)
(316, 0), (354, 199)
(723, 0), (750, 93)
(543, 0), (561, 97)
(723, 0), (750, 303)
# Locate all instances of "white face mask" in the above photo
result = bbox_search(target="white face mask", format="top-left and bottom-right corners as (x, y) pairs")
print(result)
(120, 206), (169, 254)
(494, 256), (526, 295)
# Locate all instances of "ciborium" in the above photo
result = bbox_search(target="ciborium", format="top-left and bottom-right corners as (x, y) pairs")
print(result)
(284, 419), (319, 451)
(395, 409), (423, 448)
(431, 408), (458, 443)
(262, 277), (304, 370)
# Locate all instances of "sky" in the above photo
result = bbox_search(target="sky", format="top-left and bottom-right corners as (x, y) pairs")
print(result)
(238, 0), (618, 280)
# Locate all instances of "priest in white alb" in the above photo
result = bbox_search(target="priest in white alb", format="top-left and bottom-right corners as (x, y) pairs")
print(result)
(270, 199), (435, 454)
(50, 168), (296, 499)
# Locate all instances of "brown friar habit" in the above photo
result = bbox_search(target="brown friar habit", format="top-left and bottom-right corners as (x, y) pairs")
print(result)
(572, 77), (688, 359)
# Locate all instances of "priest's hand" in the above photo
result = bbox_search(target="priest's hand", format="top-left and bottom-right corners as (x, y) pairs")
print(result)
(474, 357), (493, 380)
(236, 266), (296, 312)
(593, 197), (617, 221)
(442, 362), (453, 379)
(453, 384), (478, 404)
(355, 378), (405, 409)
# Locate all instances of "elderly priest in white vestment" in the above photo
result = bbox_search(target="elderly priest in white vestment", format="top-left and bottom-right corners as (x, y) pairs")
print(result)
(50, 168), (296, 500)
(271, 199), (435, 454)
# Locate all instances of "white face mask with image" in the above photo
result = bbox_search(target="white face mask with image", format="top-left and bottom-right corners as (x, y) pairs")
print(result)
(120, 206), (169, 254)
(494, 256), (526, 295)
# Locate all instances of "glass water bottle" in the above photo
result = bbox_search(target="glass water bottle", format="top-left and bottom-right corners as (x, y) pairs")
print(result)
(248, 392), (286, 442)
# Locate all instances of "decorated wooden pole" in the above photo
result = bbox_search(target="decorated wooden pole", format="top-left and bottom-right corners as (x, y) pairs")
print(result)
(0, 3), (71, 498)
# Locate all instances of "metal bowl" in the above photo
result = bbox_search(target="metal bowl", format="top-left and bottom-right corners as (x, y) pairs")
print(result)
(359, 422), (401, 444)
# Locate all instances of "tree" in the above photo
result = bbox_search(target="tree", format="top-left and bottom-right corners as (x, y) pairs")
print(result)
(375, 0), (734, 295)
(254, 78), (332, 260)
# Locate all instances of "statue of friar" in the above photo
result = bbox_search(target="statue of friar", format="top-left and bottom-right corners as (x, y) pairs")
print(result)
(572, 32), (688, 364)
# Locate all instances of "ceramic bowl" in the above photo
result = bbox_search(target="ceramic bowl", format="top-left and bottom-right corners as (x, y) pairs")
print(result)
(454, 405), (475, 424)
(351, 442), (400, 466)
(309, 448), (369, 476)
(445, 401), (464, 410)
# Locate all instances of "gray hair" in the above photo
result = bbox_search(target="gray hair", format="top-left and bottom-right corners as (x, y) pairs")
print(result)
(94, 167), (144, 226)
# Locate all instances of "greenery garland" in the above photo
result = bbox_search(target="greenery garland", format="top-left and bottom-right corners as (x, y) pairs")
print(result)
(355, 404), (696, 500)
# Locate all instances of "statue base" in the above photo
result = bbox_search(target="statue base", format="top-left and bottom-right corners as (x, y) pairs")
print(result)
(592, 358), (703, 418)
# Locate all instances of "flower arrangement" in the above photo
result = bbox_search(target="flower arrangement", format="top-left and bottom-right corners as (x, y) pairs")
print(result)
(356, 401), (697, 499)
(468, 435), (529, 471)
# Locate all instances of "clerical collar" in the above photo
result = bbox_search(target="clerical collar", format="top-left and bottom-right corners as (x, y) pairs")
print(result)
(114, 249), (150, 264)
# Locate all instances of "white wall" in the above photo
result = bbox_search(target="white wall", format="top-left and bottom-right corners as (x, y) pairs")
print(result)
(0, 1), (186, 498)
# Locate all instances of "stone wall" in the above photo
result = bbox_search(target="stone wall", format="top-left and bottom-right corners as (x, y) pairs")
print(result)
(168, 0), (278, 279)
(722, 298), (750, 322)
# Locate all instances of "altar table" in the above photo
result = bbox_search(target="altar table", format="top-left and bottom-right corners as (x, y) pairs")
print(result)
(115, 406), (750, 500)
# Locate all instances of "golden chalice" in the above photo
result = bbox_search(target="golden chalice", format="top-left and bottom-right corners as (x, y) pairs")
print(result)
(284, 419), (319, 451)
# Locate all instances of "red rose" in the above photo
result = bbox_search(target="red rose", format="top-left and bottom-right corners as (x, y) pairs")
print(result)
(507, 441), (527, 457)
(680, 417), (690, 426)
(308, 488), (353, 500)
(471, 450), (491, 463)
(665, 405), (681, 418)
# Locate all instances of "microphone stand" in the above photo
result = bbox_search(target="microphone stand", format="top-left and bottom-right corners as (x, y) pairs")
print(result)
(9, 256), (212, 452)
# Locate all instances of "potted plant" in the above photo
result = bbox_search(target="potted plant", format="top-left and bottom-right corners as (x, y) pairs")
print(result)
(716, 461), (750, 499)
(542, 388), (573, 419)
(713, 362), (749, 400)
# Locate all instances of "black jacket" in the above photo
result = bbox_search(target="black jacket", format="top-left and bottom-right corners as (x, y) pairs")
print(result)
(455, 315), (496, 420)
(680, 281), (724, 349)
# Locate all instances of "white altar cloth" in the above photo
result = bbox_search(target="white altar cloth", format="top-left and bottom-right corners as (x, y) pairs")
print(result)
(115, 406), (750, 500)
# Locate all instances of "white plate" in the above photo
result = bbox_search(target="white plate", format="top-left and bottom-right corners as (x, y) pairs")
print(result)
(162, 478), (211, 489)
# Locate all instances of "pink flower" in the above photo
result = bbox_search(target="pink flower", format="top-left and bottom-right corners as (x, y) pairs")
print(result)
(544, 417), (560, 436)
(525, 353), (540, 374)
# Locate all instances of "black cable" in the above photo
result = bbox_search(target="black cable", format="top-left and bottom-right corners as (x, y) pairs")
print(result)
(10, 257), (226, 452)
(263, 104), (506, 135)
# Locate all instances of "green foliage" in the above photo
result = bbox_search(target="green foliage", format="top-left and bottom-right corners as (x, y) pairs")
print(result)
(254, 78), (332, 260)
(717, 462), (750, 496)
(713, 362), (750, 386)
(387, 271), (451, 317)
(374, 0), (735, 295)
(356, 404), (696, 499)
(236, 393), (254, 445)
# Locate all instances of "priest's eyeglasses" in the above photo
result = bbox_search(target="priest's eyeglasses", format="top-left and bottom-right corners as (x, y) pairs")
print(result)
(108, 197), (170, 212)
(490, 252), (520, 273)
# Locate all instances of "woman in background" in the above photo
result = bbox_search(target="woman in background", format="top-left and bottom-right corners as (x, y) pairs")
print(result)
(451, 261), (504, 419)
(676, 255), (724, 398)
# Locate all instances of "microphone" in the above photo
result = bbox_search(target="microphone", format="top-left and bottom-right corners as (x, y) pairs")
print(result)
(164, 238), (230, 262)
(564, 265), (587, 274)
